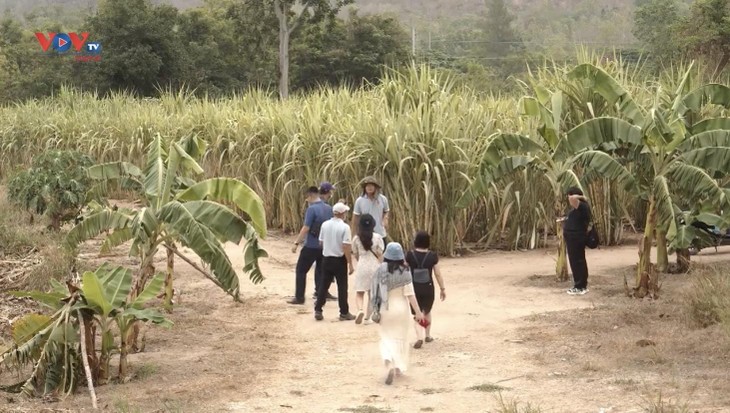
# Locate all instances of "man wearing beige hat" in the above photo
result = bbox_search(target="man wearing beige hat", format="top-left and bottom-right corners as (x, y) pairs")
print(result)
(315, 202), (356, 321)
(352, 176), (390, 243)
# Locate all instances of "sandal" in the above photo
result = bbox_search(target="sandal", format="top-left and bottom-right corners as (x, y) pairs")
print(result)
(413, 340), (423, 349)
(425, 336), (434, 343)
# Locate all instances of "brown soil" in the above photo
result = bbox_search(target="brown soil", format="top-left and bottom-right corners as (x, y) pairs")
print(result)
(2, 232), (730, 413)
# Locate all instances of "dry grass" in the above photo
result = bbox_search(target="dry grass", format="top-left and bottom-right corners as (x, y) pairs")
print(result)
(516, 265), (730, 410)
(0, 189), (74, 292)
(493, 394), (543, 413)
(641, 391), (690, 413)
(468, 383), (509, 393)
(684, 265), (730, 332)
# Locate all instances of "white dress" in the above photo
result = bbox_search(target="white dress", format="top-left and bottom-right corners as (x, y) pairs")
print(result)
(352, 234), (384, 292)
(379, 282), (416, 372)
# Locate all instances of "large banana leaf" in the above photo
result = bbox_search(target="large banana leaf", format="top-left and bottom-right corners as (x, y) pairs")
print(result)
(456, 155), (536, 209)
(555, 168), (583, 193)
(158, 201), (241, 296)
(681, 147), (730, 175)
(65, 210), (132, 249)
(522, 97), (559, 148)
(689, 118), (730, 134)
(131, 272), (165, 309)
(7, 291), (66, 311)
(666, 162), (727, 209)
(12, 314), (53, 345)
(183, 201), (249, 244)
(100, 227), (134, 254)
(94, 264), (133, 310)
(481, 133), (543, 166)
(81, 271), (112, 316)
(122, 308), (173, 328)
(87, 162), (143, 180)
(241, 223), (268, 284)
(175, 178), (267, 238)
(143, 134), (167, 206)
(567, 63), (645, 125)
(555, 117), (643, 161)
(128, 207), (160, 256)
(678, 129), (730, 151)
(570, 150), (636, 192)
(681, 84), (730, 116)
(160, 142), (204, 208)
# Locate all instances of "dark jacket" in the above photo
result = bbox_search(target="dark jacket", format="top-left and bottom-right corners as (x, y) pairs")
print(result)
(564, 201), (591, 234)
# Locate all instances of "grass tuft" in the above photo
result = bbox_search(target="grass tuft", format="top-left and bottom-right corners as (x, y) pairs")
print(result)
(493, 393), (543, 413)
(684, 265), (730, 333)
(468, 383), (509, 392)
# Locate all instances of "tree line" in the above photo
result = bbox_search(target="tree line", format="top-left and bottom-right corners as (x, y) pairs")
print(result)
(0, 0), (409, 102)
(0, 0), (729, 103)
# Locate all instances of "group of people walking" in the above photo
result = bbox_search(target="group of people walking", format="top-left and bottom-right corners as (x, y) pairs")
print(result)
(288, 176), (447, 385)
(287, 177), (593, 385)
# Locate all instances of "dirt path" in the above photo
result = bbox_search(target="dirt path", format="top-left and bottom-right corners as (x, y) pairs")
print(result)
(213, 236), (729, 413)
(6, 235), (729, 413)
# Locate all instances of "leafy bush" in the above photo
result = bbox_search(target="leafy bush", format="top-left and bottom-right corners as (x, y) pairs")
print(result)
(7, 150), (94, 230)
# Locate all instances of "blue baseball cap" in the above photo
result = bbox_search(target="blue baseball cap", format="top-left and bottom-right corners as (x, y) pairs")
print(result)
(319, 182), (335, 193)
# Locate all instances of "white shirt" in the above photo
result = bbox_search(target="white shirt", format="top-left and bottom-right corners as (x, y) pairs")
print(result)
(319, 217), (352, 257)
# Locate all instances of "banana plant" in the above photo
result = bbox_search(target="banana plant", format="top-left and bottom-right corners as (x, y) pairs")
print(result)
(457, 83), (637, 281)
(66, 134), (268, 313)
(562, 62), (730, 297)
(78, 263), (170, 380)
(1, 263), (171, 397)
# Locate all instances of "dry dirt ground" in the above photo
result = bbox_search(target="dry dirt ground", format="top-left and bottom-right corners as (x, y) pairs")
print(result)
(2, 232), (730, 413)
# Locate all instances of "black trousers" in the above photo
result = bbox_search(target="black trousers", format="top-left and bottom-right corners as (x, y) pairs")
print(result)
(565, 231), (589, 289)
(315, 256), (349, 315)
(294, 247), (323, 300)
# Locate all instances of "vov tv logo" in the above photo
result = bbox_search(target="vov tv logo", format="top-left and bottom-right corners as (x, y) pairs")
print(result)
(34, 32), (102, 62)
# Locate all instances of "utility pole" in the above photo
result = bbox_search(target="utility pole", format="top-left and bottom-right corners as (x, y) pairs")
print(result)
(412, 26), (416, 55)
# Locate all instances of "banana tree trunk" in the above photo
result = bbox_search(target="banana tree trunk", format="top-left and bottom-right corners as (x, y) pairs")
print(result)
(676, 249), (691, 273)
(636, 197), (657, 298)
(119, 322), (129, 379)
(81, 314), (99, 383)
(656, 230), (669, 273)
(128, 260), (156, 353)
(556, 222), (568, 281)
(163, 246), (174, 312)
(98, 320), (113, 385)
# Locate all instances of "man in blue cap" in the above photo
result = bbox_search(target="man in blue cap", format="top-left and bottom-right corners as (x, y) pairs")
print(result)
(288, 186), (336, 304)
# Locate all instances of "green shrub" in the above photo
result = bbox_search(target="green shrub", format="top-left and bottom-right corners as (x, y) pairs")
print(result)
(7, 150), (94, 230)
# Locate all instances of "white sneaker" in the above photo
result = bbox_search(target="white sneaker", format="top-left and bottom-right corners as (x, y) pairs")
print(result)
(567, 288), (579, 295)
(576, 288), (589, 295)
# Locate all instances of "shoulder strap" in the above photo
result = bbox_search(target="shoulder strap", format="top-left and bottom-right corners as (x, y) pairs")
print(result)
(415, 251), (430, 269)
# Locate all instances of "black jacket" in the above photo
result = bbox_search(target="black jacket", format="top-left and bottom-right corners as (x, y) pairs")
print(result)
(564, 201), (591, 233)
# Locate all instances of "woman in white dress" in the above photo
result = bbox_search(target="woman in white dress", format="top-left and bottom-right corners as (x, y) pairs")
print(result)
(369, 242), (425, 385)
(352, 214), (384, 324)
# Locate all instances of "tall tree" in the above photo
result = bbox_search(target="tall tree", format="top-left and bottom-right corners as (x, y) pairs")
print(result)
(678, 0), (730, 76)
(633, 0), (682, 63)
(483, 0), (521, 58)
(86, 0), (188, 96)
(272, 0), (353, 99)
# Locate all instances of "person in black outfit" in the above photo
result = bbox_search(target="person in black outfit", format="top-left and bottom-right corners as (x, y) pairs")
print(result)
(563, 187), (591, 295)
(406, 231), (446, 348)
